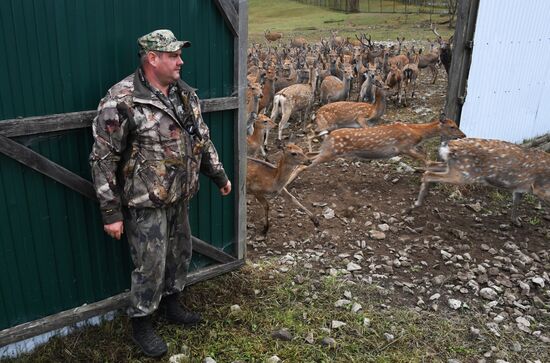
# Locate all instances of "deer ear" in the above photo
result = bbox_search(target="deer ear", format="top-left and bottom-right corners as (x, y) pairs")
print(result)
(439, 112), (446, 122)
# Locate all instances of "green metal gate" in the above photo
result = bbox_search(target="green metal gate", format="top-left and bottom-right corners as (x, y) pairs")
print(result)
(0, 0), (247, 343)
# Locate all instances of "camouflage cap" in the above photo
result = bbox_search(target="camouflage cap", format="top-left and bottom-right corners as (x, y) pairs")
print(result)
(137, 29), (191, 52)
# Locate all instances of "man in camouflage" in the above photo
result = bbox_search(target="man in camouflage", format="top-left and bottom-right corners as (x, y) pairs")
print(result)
(90, 29), (231, 357)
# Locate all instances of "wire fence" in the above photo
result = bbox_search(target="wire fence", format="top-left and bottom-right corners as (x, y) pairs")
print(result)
(291, 0), (451, 14)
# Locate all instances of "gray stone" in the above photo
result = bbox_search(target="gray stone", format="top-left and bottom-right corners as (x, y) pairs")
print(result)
(321, 337), (336, 348)
(271, 328), (293, 341)
(480, 287), (498, 300)
(369, 230), (386, 240)
(448, 299), (462, 310)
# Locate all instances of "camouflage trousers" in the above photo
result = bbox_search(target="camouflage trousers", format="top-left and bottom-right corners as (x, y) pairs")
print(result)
(123, 200), (192, 317)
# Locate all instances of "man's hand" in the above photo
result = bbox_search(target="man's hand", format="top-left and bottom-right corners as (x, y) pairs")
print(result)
(219, 180), (232, 196)
(104, 221), (124, 240)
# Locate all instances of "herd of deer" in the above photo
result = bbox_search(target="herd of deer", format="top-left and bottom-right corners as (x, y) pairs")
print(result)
(246, 29), (550, 235)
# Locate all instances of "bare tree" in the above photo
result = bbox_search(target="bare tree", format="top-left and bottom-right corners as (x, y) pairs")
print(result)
(447, 0), (458, 28)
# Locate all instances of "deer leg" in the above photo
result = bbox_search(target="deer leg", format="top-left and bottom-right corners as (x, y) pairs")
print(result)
(431, 65), (438, 84)
(414, 168), (465, 207)
(511, 192), (523, 227)
(307, 128), (316, 153)
(356, 117), (370, 128)
(403, 148), (427, 163)
(255, 194), (270, 235)
(277, 105), (292, 140)
(425, 161), (448, 171)
(285, 164), (310, 186)
(281, 187), (320, 227)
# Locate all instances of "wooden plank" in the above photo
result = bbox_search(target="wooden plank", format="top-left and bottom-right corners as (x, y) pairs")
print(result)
(445, 0), (480, 125)
(0, 134), (97, 200)
(0, 97), (238, 138)
(213, 0), (239, 37)
(0, 110), (95, 138)
(192, 236), (236, 264)
(233, 0), (248, 260)
(0, 259), (244, 347)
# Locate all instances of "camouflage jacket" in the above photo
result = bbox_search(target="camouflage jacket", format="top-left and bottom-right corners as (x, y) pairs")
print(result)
(90, 68), (228, 224)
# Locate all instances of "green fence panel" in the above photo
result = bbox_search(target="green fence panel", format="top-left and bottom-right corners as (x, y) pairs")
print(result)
(0, 0), (236, 331)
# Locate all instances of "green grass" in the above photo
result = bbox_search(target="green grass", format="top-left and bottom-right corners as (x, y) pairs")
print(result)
(249, 0), (454, 44)
(6, 262), (548, 362)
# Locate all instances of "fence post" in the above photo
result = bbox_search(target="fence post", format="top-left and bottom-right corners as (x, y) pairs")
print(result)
(445, 0), (480, 125)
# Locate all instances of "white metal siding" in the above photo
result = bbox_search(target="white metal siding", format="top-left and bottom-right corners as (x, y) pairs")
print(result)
(460, 0), (550, 143)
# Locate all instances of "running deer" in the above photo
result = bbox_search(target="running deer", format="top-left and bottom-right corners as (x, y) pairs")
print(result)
(413, 138), (550, 226)
(308, 83), (386, 151)
(270, 66), (319, 141)
(320, 64), (353, 104)
(309, 114), (465, 166)
(247, 144), (320, 235)
(247, 114), (276, 158)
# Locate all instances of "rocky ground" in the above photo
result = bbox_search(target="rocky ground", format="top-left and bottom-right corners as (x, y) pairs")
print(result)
(246, 55), (550, 361)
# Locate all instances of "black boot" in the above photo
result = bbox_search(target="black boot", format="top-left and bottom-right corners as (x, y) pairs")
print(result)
(131, 316), (167, 358)
(159, 293), (202, 326)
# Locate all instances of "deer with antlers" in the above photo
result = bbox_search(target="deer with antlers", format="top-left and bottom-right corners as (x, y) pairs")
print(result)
(431, 23), (453, 74)
(247, 143), (320, 235)
(413, 138), (550, 226)
(309, 113), (465, 166)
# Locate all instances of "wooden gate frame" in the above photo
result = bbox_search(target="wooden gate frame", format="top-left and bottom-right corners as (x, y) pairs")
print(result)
(0, 0), (247, 348)
(444, 0), (480, 125)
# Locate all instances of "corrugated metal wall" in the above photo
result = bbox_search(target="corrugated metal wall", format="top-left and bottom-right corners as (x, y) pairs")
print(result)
(0, 0), (235, 330)
(460, 0), (550, 142)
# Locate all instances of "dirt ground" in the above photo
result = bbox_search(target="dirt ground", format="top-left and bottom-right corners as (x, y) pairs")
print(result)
(246, 55), (550, 313)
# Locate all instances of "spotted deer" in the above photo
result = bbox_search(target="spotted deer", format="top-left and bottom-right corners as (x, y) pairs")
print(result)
(308, 84), (386, 151)
(247, 114), (276, 158)
(413, 138), (550, 226)
(309, 114), (465, 166)
(320, 64), (353, 104)
(270, 66), (319, 141)
(247, 144), (320, 235)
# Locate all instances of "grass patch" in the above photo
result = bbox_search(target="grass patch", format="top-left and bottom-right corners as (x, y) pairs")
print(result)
(249, 0), (454, 44)
(7, 262), (549, 362)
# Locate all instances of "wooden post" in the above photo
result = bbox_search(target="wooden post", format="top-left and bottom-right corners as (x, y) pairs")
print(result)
(234, 0), (248, 261)
(445, 0), (480, 125)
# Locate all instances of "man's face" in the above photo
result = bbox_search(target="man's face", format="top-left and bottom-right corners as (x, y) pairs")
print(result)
(153, 49), (183, 84)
